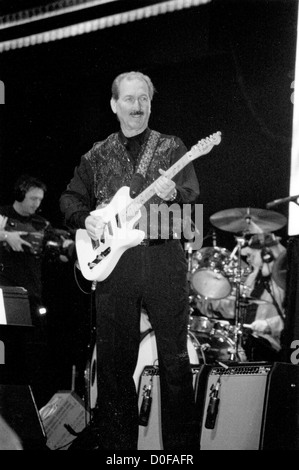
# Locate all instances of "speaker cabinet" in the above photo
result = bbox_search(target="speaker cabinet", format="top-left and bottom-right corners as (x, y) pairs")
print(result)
(0, 384), (46, 449)
(137, 365), (205, 450)
(0, 287), (32, 326)
(199, 362), (299, 450)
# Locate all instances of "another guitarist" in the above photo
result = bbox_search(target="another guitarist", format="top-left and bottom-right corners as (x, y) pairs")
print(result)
(60, 71), (200, 450)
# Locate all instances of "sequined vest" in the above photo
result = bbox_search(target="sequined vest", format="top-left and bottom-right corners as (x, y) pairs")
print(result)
(84, 130), (181, 238)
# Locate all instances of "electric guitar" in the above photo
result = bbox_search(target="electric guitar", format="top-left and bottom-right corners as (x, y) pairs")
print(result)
(3, 217), (47, 256)
(76, 131), (222, 282)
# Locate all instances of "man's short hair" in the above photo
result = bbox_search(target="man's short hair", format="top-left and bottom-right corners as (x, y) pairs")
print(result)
(111, 71), (155, 100)
(14, 175), (47, 202)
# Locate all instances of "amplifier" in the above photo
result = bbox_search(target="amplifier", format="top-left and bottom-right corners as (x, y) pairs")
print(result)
(137, 365), (205, 450)
(199, 362), (299, 450)
(0, 286), (32, 326)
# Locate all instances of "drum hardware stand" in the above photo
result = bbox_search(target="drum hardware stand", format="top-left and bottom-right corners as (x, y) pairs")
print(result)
(188, 329), (210, 364)
(229, 234), (248, 362)
(185, 241), (193, 283)
(186, 241), (196, 316)
(199, 342), (211, 364)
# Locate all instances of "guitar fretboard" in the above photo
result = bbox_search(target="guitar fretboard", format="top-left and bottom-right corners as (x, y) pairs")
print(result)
(133, 151), (193, 211)
(119, 132), (221, 219)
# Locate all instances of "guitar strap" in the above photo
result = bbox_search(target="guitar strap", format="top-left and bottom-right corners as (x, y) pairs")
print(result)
(135, 130), (161, 179)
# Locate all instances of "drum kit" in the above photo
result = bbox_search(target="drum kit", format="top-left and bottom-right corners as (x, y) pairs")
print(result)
(186, 206), (287, 365)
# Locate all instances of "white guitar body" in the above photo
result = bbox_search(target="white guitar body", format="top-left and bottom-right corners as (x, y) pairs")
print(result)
(76, 186), (145, 282)
(76, 131), (222, 282)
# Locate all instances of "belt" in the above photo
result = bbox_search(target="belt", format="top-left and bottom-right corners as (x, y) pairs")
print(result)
(139, 238), (175, 247)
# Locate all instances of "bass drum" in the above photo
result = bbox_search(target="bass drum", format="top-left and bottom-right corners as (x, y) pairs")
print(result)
(88, 330), (199, 410)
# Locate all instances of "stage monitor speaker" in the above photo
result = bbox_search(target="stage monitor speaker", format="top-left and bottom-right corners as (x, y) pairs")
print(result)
(0, 384), (46, 450)
(137, 365), (206, 450)
(39, 391), (90, 450)
(199, 362), (299, 450)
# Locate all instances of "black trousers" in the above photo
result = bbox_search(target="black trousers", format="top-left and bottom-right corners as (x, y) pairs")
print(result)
(94, 240), (199, 450)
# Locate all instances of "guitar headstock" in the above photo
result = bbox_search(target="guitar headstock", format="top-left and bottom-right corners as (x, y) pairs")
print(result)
(189, 131), (222, 160)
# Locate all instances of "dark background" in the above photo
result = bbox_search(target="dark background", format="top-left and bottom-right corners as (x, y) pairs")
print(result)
(0, 0), (298, 405)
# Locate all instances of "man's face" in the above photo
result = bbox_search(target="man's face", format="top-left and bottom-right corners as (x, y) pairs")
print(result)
(20, 187), (44, 216)
(243, 247), (263, 267)
(111, 77), (151, 136)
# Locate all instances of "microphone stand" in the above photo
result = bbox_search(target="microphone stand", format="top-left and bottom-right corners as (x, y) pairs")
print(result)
(266, 194), (299, 209)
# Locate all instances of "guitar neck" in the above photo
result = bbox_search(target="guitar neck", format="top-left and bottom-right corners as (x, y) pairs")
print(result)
(132, 151), (193, 210)
(121, 131), (221, 215)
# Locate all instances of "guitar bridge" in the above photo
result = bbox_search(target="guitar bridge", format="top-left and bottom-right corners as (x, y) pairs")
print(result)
(88, 247), (111, 268)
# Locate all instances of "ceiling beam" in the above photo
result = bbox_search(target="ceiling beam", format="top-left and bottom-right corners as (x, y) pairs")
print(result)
(0, 0), (211, 53)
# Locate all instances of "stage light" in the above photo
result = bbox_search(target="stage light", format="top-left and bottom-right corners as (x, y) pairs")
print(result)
(38, 306), (47, 316)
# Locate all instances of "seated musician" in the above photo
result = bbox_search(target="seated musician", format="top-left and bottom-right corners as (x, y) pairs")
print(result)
(0, 174), (74, 323)
(0, 175), (49, 323)
(210, 233), (286, 362)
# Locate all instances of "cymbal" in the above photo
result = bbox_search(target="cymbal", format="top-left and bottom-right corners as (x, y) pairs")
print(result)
(272, 251), (287, 290)
(210, 207), (287, 234)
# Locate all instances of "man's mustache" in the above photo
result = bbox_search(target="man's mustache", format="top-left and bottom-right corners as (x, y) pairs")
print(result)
(130, 111), (144, 116)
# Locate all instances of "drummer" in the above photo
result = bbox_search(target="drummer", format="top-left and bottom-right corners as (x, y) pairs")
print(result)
(209, 233), (286, 362)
